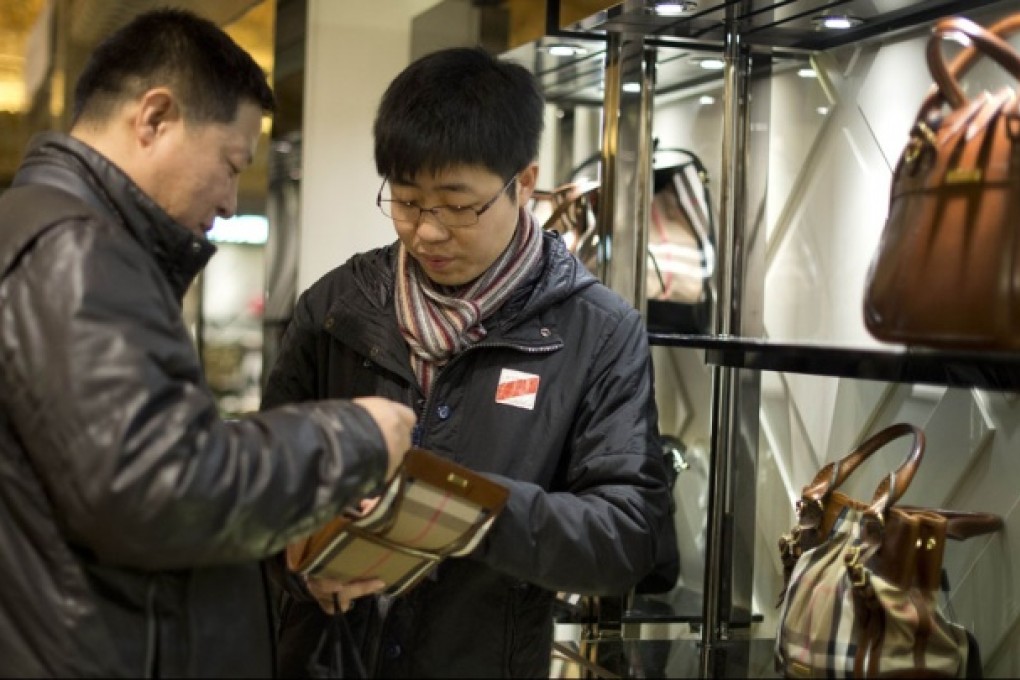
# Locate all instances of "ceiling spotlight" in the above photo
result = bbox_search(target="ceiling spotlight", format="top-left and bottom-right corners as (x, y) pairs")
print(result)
(812, 14), (864, 31)
(817, 106), (830, 115)
(651, 1), (698, 17)
(797, 67), (816, 78)
(546, 43), (588, 57)
(699, 95), (715, 105)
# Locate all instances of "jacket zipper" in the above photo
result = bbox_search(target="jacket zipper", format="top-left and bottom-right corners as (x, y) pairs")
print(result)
(367, 337), (561, 674)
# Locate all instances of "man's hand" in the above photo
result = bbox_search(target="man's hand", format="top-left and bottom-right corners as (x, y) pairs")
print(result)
(352, 396), (415, 480)
(304, 574), (386, 614)
(346, 496), (381, 519)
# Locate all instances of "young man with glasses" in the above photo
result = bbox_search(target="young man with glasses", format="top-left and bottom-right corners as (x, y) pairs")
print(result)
(262, 46), (676, 678)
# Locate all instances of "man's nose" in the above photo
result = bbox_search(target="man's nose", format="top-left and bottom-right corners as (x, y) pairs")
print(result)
(218, 189), (239, 220)
(414, 209), (449, 240)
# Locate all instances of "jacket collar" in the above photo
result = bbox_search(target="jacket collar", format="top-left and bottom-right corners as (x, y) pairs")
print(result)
(13, 132), (216, 300)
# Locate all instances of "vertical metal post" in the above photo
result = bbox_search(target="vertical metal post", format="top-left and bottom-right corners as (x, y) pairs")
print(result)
(596, 31), (622, 287)
(701, 365), (734, 678)
(633, 43), (656, 318)
(262, 135), (303, 386)
(585, 5), (657, 673)
(596, 0), (655, 314)
(700, 10), (755, 678)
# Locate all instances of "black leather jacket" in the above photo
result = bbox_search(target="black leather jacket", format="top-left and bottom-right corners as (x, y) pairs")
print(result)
(0, 133), (390, 677)
(262, 234), (676, 678)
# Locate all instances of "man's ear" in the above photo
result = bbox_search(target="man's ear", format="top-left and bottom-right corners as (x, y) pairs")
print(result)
(134, 87), (180, 148)
(517, 162), (540, 204)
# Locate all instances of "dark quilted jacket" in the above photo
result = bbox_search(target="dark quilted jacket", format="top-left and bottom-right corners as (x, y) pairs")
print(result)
(262, 232), (677, 678)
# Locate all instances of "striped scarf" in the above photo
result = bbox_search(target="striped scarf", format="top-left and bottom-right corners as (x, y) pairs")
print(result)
(395, 208), (544, 395)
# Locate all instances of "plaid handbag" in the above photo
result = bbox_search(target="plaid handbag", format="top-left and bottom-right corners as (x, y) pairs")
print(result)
(775, 424), (1002, 678)
(533, 148), (716, 334)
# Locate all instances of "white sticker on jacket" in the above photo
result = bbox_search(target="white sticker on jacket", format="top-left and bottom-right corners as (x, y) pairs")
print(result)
(495, 369), (540, 410)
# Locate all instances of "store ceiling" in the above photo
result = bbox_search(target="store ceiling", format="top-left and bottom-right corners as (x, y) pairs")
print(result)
(0, 0), (271, 114)
(0, 0), (275, 214)
(567, 0), (1015, 50)
(68, 0), (264, 45)
(0, 0), (44, 112)
(503, 0), (1019, 106)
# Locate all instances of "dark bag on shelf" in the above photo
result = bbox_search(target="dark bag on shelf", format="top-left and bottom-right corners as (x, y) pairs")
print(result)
(534, 148), (716, 334)
(775, 423), (1002, 678)
(863, 14), (1020, 350)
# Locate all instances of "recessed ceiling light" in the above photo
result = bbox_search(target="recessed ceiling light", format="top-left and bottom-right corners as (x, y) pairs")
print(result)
(797, 67), (816, 78)
(651, 1), (698, 17)
(546, 43), (588, 57)
(699, 95), (715, 105)
(622, 82), (642, 93)
(816, 106), (830, 115)
(812, 14), (864, 31)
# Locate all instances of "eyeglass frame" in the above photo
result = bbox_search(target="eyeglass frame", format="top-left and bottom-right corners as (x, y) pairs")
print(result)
(375, 173), (519, 228)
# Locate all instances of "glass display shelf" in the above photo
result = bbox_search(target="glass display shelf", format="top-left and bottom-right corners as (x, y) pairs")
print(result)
(647, 333), (1020, 392)
(554, 587), (761, 627)
(551, 637), (780, 680)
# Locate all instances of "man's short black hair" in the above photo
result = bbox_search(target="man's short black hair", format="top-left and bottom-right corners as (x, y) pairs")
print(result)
(373, 47), (545, 184)
(72, 8), (274, 126)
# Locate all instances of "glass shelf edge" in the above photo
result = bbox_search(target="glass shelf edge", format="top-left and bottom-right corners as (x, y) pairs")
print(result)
(646, 332), (1020, 391)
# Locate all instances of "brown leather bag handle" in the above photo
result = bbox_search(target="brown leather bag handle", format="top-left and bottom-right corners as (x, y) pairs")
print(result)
(801, 423), (924, 509)
(532, 180), (594, 208)
(896, 506), (1004, 540)
(540, 184), (600, 235)
(922, 15), (1020, 114)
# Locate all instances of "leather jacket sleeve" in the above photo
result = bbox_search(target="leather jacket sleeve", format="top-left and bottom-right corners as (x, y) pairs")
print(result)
(260, 291), (342, 602)
(473, 307), (676, 595)
(0, 223), (388, 570)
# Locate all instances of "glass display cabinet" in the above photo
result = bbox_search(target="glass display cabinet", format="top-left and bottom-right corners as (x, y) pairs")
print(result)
(494, 1), (1020, 677)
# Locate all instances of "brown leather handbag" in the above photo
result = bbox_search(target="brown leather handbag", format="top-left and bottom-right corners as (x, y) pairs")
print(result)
(863, 15), (1020, 350)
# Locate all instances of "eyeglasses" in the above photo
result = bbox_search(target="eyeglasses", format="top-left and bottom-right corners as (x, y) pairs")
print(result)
(376, 174), (518, 228)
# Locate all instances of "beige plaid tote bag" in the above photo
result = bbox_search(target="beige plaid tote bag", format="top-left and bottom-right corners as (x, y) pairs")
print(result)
(775, 424), (1002, 678)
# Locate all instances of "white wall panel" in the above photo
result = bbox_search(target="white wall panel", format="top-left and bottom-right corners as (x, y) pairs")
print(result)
(299, 0), (441, 293)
